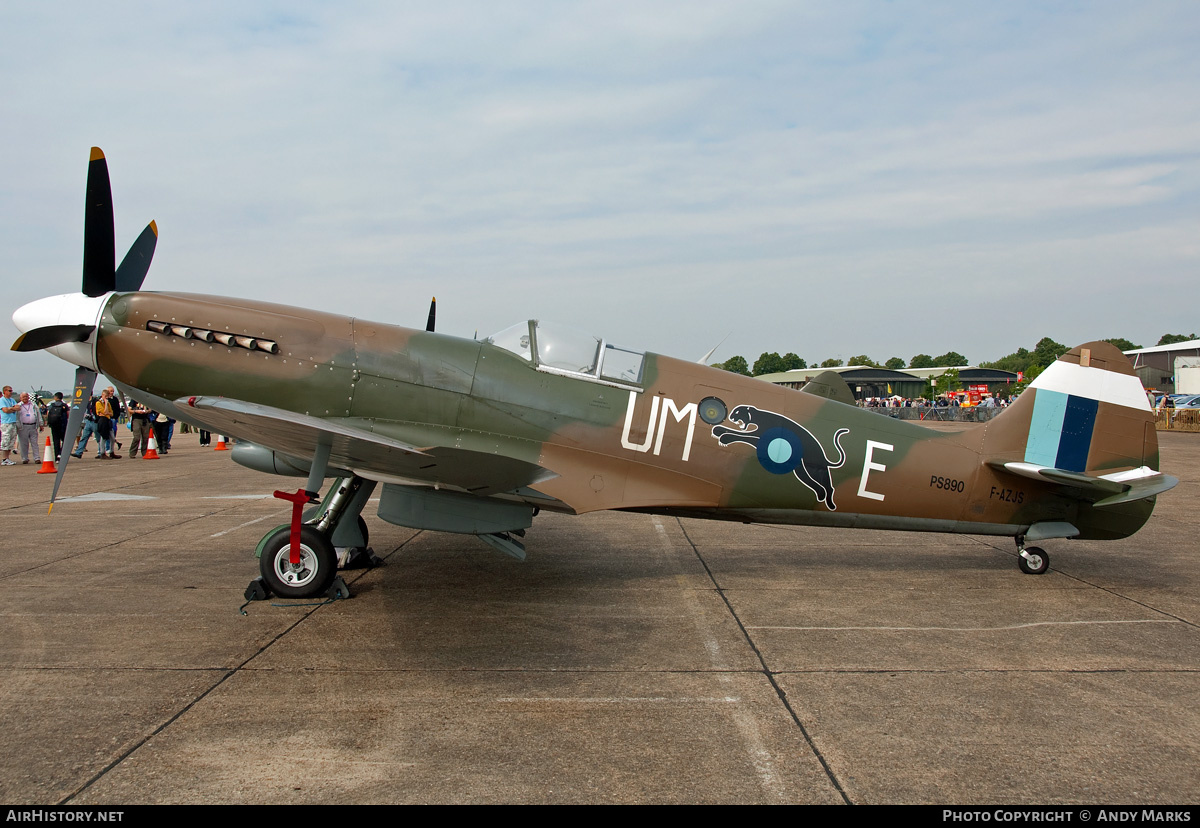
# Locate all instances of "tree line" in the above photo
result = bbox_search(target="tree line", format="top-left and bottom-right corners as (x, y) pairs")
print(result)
(713, 332), (1198, 382)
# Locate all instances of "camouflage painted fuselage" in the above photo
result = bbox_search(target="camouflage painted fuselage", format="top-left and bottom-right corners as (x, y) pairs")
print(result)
(96, 291), (1159, 541)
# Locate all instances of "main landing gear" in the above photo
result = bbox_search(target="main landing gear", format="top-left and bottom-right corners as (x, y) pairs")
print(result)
(249, 472), (379, 601)
(1014, 534), (1050, 575)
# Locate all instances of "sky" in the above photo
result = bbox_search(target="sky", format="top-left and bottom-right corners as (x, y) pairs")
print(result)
(3, 2), (1199, 390)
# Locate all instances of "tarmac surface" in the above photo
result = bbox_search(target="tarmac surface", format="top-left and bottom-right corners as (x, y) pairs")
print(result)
(0, 430), (1196, 805)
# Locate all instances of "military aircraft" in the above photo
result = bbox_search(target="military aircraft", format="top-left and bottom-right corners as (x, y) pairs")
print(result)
(11, 149), (1178, 598)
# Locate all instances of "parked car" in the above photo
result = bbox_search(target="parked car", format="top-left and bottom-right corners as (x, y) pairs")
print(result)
(1155, 393), (1198, 408)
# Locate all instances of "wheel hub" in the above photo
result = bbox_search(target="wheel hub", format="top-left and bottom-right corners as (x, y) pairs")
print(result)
(274, 545), (318, 587)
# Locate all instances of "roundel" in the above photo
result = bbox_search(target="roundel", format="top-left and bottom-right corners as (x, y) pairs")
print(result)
(755, 426), (804, 474)
(698, 396), (727, 425)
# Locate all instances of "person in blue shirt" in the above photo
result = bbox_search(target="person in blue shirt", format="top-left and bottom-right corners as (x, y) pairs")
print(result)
(1, 385), (19, 466)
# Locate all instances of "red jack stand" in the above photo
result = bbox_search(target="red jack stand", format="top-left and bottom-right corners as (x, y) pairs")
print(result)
(273, 489), (314, 565)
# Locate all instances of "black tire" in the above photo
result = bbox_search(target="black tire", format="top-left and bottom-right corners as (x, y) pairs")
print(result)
(1018, 546), (1049, 575)
(260, 525), (337, 598)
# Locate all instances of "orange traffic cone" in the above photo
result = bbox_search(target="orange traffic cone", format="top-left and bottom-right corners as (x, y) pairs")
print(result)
(36, 437), (57, 474)
(214, 435), (229, 451)
(143, 432), (161, 460)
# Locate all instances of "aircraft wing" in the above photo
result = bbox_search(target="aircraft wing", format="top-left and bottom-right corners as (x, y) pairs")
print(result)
(987, 460), (1179, 507)
(179, 396), (555, 495)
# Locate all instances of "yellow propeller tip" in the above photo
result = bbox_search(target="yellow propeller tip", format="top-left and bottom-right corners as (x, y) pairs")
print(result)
(89, 147), (105, 161)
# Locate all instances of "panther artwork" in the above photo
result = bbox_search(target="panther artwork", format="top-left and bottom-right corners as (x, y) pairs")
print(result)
(712, 405), (850, 510)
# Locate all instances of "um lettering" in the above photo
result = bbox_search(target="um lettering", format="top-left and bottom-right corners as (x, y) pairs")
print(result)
(621, 392), (696, 462)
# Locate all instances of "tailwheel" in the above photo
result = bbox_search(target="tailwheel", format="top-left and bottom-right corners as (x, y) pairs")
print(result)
(260, 525), (337, 598)
(1018, 545), (1050, 575)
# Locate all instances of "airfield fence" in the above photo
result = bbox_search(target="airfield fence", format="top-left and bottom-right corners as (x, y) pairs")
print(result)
(868, 406), (1197, 431)
(1155, 409), (1200, 432)
(864, 406), (1003, 423)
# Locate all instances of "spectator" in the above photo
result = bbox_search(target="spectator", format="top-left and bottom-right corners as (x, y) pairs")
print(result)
(73, 394), (101, 458)
(128, 399), (151, 458)
(46, 392), (69, 460)
(93, 387), (121, 459)
(15, 392), (44, 464)
(0, 385), (17, 466)
(151, 410), (170, 455)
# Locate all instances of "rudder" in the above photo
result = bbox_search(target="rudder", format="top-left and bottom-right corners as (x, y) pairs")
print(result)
(988, 341), (1155, 474)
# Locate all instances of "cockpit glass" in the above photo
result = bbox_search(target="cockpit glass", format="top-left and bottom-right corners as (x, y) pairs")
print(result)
(601, 345), (644, 384)
(486, 322), (533, 361)
(486, 320), (645, 386)
(533, 321), (600, 374)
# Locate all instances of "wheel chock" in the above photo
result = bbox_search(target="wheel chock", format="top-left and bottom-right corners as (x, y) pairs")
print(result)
(325, 577), (351, 600)
(340, 546), (383, 570)
(244, 576), (270, 601)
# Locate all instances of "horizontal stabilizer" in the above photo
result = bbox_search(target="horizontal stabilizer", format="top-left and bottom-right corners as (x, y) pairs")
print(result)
(987, 460), (1178, 507)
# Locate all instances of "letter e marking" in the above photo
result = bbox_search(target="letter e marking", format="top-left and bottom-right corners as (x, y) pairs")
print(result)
(857, 440), (893, 502)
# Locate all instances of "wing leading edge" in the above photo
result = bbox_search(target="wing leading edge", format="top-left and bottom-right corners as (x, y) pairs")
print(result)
(180, 396), (555, 496)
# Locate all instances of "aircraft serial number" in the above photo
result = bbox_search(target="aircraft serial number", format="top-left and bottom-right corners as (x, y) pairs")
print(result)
(930, 475), (965, 492)
(989, 486), (1025, 504)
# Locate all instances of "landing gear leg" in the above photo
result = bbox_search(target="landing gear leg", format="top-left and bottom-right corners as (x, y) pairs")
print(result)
(1015, 534), (1050, 575)
(321, 476), (379, 569)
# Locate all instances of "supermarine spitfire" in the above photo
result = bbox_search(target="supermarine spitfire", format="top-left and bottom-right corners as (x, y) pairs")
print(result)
(11, 149), (1178, 598)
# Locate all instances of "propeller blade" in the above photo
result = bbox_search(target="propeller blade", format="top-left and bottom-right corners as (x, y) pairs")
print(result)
(114, 221), (158, 292)
(49, 366), (98, 512)
(82, 147), (116, 298)
(426, 297), (436, 332)
(10, 324), (95, 353)
(697, 332), (730, 365)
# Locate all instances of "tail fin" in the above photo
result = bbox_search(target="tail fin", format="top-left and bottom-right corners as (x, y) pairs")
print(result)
(801, 370), (857, 406)
(1019, 341), (1153, 472)
(984, 341), (1175, 512)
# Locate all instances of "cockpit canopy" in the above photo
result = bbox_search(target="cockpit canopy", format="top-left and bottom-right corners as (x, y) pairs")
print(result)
(486, 320), (645, 387)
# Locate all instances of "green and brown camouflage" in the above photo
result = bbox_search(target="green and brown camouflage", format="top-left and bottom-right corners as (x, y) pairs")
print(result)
(84, 292), (1171, 544)
(10, 147), (1178, 596)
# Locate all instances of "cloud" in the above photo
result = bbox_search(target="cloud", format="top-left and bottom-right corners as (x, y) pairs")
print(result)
(3, 2), (1200, 389)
